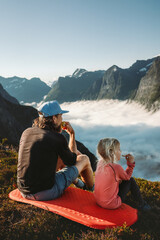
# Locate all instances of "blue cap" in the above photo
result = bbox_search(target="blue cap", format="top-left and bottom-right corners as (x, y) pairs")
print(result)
(37, 100), (69, 117)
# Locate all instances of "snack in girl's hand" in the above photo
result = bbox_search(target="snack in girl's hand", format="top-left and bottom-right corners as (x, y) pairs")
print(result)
(122, 154), (134, 163)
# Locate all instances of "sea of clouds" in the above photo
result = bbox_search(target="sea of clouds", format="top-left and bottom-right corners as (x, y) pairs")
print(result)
(59, 100), (160, 182)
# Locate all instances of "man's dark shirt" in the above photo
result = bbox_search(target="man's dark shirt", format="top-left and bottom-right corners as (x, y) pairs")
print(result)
(17, 127), (77, 194)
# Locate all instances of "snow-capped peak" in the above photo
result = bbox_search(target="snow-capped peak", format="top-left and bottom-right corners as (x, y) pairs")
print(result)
(113, 66), (117, 72)
(72, 68), (87, 78)
(139, 62), (153, 72)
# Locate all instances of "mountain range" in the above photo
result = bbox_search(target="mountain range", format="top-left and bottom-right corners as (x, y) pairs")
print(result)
(0, 76), (51, 104)
(45, 56), (160, 111)
(0, 56), (160, 112)
(45, 69), (105, 102)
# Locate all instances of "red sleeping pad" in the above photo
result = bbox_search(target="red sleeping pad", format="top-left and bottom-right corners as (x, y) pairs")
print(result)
(9, 187), (138, 229)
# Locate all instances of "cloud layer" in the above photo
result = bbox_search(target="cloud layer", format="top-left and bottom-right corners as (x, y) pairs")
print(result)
(61, 100), (160, 181)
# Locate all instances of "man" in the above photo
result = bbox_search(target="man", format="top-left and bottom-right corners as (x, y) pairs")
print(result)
(17, 100), (94, 201)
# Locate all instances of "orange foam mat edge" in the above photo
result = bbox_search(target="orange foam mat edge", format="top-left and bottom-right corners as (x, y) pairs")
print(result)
(9, 187), (138, 229)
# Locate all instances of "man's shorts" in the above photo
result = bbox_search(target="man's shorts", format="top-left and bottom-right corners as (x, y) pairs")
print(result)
(21, 166), (79, 201)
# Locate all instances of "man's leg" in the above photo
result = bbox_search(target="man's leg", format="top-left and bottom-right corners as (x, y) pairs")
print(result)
(21, 156), (94, 201)
(23, 166), (79, 201)
(76, 140), (97, 171)
(75, 154), (94, 190)
(56, 156), (85, 188)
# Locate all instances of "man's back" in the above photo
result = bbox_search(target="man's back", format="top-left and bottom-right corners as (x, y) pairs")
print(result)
(17, 127), (76, 194)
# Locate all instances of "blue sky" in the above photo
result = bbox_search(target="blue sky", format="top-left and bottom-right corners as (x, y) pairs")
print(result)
(0, 0), (160, 83)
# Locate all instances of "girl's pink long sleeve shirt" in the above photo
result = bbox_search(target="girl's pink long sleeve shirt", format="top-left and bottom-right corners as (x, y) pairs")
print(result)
(94, 160), (135, 209)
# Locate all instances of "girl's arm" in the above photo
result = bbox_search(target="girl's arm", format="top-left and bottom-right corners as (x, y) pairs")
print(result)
(114, 160), (135, 181)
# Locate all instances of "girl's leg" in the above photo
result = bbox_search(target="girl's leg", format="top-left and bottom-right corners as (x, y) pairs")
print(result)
(118, 177), (144, 205)
(118, 179), (131, 202)
(129, 177), (144, 205)
(119, 177), (151, 210)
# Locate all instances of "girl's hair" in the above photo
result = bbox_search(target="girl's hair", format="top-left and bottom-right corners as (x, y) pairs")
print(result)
(97, 138), (120, 164)
(32, 115), (59, 132)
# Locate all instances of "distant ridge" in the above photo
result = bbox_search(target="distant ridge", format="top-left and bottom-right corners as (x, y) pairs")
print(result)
(0, 76), (51, 104)
(45, 69), (105, 103)
(135, 56), (160, 111)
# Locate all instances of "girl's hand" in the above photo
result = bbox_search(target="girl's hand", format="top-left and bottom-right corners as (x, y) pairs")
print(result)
(122, 154), (134, 163)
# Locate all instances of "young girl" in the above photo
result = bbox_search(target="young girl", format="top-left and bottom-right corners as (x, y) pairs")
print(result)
(94, 138), (150, 210)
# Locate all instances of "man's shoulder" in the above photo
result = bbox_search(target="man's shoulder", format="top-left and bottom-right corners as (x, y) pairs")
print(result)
(23, 126), (42, 134)
(22, 127), (66, 141)
(21, 127), (48, 138)
(22, 127), (34, 135)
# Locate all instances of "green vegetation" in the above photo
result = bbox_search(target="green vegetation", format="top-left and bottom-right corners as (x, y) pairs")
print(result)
(0, 147), (160, 240)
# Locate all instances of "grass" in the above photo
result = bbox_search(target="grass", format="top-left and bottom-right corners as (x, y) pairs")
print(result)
(0, 148), (160, 240)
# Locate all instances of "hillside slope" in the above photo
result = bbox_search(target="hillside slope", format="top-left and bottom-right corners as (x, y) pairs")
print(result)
(0, 94), (38, 145)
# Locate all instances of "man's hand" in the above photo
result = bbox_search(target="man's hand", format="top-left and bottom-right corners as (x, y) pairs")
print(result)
(62, 121), (75, 135)
(62, 121), (77, 154)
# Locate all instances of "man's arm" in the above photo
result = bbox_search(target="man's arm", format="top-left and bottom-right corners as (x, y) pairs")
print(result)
(61, 130), (97, 171)
(63, 122), (78, 154)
